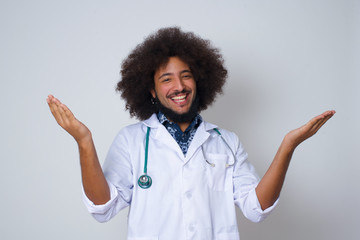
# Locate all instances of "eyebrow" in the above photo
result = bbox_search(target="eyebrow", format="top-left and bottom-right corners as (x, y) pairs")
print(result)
(158, 70), (192, 80)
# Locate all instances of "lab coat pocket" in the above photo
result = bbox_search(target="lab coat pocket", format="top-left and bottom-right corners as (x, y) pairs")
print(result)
(206, 153), (232, 191)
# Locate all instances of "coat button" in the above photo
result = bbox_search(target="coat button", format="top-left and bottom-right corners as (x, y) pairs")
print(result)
(188, 224), (195, 232)
(186, 192), (192, 199)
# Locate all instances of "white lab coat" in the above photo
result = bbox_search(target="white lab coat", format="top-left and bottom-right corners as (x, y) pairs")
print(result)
(83, 114), (277, 240)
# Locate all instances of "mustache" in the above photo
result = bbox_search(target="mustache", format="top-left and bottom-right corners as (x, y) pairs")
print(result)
(167, 89), (192, 98)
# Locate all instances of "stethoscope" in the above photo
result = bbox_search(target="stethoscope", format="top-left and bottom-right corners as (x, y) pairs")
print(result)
(137, 126), (236, 189)
(138, 127), (152, 189)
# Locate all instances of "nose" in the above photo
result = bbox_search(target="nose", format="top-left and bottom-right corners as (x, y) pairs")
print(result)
(172, 76), (185, 92)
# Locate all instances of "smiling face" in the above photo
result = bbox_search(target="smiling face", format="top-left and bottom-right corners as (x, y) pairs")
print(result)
(151, 56), (197, 123)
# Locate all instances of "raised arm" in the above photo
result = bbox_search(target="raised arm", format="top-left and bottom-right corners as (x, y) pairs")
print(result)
(255, 110), (336, 210)
(47, 95), (110, 204)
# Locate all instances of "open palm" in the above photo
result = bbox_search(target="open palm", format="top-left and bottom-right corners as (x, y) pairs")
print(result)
(285, 110), (336, 148)
(47, 95), (91, 143)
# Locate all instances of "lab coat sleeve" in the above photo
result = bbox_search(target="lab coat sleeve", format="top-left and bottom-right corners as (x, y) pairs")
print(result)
(82, 130), (133, 223)
(231, 133), (278, 223)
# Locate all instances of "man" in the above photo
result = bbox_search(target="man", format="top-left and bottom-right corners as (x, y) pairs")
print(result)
(47, 27), (335, 239)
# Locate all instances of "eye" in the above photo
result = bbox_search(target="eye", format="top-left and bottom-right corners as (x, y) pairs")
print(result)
(182, 74), (193, 79)
(162, 78), (171, 83)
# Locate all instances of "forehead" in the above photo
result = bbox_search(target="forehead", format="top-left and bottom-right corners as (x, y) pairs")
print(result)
(155, 57), (190, 75)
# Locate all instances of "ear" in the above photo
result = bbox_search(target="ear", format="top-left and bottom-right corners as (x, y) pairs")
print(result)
(150, 89), (156, 98)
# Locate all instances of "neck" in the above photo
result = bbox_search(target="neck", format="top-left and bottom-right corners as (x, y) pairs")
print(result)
(177, 122), (191, 132)
(165, 115), (191, 132)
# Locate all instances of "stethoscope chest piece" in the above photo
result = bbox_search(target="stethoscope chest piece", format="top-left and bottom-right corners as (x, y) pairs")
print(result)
(138, 174), (152, 189)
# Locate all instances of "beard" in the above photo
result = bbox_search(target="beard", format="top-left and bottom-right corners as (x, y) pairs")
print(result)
(156, 95), (199, 123)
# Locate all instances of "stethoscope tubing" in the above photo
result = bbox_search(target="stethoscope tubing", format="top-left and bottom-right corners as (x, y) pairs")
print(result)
(144, 126), (150, 174)
(138, 127), (235, 189)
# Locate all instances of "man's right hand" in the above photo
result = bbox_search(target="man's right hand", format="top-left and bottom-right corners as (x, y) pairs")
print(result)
(47, 95), (91, 145)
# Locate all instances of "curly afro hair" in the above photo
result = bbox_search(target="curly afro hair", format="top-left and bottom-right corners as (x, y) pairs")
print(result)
(116, 27), (228, 120)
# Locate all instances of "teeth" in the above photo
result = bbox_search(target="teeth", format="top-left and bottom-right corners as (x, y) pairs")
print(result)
(171, 95), (186, 100)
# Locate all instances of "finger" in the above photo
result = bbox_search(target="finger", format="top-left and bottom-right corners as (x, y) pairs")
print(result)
(59, 103), (76, 127)
(46, 95), (55, 108)
(302, 116), (324, 134)
(299, 111), (334, 138)
(315, 111), (335, 127)
(46, 94), (54, 101)
(47, 97), (64, 124)
(48, 96), (70, 127)
(61, 103), (75, 120)
(309, 118), (327, 134)
(306, 110), (335, 128)
(319, 110), (336, 119)
(307, 114), (334, 138)
(310, 114), (334, 133)
(47, 95), (59, 107)
(54, 101), (71, 126)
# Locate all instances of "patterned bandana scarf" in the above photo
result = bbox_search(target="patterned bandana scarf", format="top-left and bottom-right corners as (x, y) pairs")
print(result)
(157, 111), (202, 156)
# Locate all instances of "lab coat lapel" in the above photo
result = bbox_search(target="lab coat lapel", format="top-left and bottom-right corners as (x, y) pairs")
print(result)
(184, 121), (217, 164)
(143, 114), (185, 160)
(157, 124), (185, 158)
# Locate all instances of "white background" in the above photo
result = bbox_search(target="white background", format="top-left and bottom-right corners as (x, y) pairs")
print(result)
(1, 0), (359, 239)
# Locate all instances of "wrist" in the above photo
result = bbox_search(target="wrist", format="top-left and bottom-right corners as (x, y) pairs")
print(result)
(76, 131), (93, 148)
(282, 134), (299, 152)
